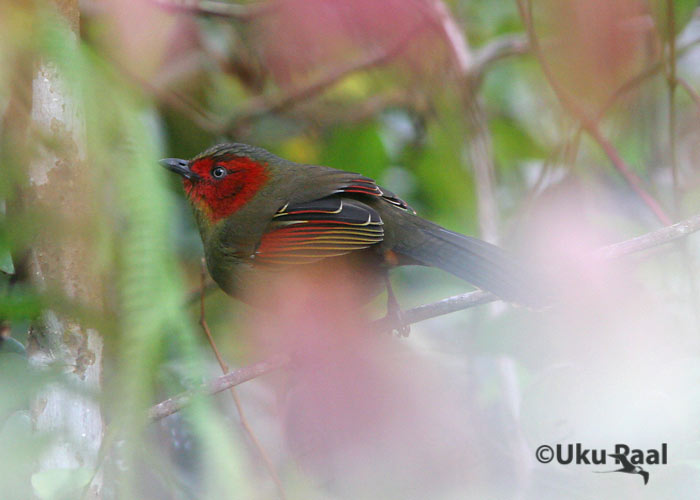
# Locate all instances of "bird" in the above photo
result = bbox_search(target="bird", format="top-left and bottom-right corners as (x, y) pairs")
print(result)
(596, 453), (649, 485)
(160, 143), (544, 330)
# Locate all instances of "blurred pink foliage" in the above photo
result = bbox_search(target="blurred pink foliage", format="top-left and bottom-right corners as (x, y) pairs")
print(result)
(254, 0), (453, 86)
(99, 0), (200, 80)
(243, 262), (475, 497)
(537, 0), (655, 109)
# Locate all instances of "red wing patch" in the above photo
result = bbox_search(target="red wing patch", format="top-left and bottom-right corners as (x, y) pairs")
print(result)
(338, 176), (415, 213)
(254, 196), (384, 266)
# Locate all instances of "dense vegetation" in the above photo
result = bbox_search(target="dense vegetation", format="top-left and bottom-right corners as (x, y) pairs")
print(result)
(1, 1), (700, 498)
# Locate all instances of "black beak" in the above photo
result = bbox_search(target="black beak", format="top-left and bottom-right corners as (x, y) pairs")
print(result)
(159, 158), (200, 180)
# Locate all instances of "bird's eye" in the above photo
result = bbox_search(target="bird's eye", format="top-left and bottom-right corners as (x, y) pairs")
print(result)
(211, 166), (227, 179)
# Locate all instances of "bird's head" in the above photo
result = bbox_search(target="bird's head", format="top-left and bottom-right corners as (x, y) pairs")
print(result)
(160, 143), (270, 223)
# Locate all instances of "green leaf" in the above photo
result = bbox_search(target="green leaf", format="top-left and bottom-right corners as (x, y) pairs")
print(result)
(0, 289), (42, 321)
(412, 98), (477, 233)
(490, 116), (545, 169)
(0, 250), (13, 276)
(31, 468), (93, 500)
(320, 122), (389, 181)
(649, 0), (698, 40)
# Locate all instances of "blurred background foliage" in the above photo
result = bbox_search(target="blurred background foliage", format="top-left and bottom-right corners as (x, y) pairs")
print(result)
(2, 0), (700, 499)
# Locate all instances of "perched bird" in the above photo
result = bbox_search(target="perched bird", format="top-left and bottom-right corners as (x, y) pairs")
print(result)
(161, 143), (542, 327)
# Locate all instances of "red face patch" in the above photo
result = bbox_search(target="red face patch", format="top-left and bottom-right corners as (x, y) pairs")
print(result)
(183, 156), (269, 222)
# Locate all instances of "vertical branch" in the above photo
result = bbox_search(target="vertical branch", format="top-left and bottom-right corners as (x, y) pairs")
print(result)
(666, 0), (680, 216)
(197, 260), (287, 500)
(516, 0), (672, 225)
(662, 4), (700, 328)
(585, 125), (672, 225)
(464, 99), (500, 243)
(26, 4), (104, 499)
(429, 0), (500, 242)
(678, 78), (700, 116)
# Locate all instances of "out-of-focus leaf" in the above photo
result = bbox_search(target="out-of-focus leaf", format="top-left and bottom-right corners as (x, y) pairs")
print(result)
(0, 247), (13, 275)
(649, 0), (697, 40)
(491, 116), (546, 169)
(320, 122), (389, 180)
(0, 289), (42, 320)
(0, 411), (35, 500)
(329, 73), (374, 100)
(31, 468), (93, 500)
(412, 101), (477, 233)
(279, 135), (321, 165)
(461, 0), (522, 40)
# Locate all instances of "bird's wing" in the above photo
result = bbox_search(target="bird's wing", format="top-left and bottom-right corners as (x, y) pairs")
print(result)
(253, 195), (384, 265)
(334, 175), (415, 213)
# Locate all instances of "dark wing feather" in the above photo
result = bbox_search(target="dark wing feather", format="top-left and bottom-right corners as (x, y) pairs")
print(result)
(336, 175), (415, 213)
(254, 196), (384, 266)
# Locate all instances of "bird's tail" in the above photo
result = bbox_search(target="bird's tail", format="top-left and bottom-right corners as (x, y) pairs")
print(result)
(392, 216), (548, 308)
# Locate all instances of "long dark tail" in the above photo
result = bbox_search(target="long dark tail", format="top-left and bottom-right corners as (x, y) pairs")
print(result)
(392, 216), (547, 308)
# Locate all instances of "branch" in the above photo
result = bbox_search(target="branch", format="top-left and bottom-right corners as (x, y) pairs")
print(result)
(595, 35), (700, 123)
(296, 90), (428, 129)
(584, 124), (671, 225)
(471, 34), (529, 82)
(106, 53), (222, 133)
(150, 0), (272, 20)
(151, 210), (700, 420)
(219, 19), (528, 135)
(196, 261), (286, 499)
(428, 0), (474, 74)
(678, 77), (700, 118)
(371, 289), (495, 332)
(186, 280), (218, 306)
(220, 22), (427, 135)
(149, 353), (291, 420)
(516, 0), (672, 225)
(427, 0), (502, 243)
(593, 212), (700, 260)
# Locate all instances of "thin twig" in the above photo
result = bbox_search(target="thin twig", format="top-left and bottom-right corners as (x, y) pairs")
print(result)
(220, 21), (427, 135)
(107, 53), (222, 133)
(471, 34), (529, 79)
(197, 260), (287, 500)
(594, 35), (700, 123)
(217, 21), (527, 136)
(561, 34), (700, 185)
(371, 289), (496, 332)
(143, 27), (524, 137)
(593, 212), (700, 259)
(186, 280), (218, 306)
(222, 29), (529, 132)
(428, 0), (473, 74)
(678, 77), (700, 118)
(584, 124), (671, 225)
(666, 0), (680, 216)
(149, 353), (290, 420)
(516, 0), (672, 225)
(429, 0), (501, 243)
(662, 8), (700, 330)
(151, 210), (700, 420)
(464, 97), (500, 243)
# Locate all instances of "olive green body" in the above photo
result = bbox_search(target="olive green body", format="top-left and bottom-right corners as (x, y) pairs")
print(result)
(165, 143), (541, 307)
